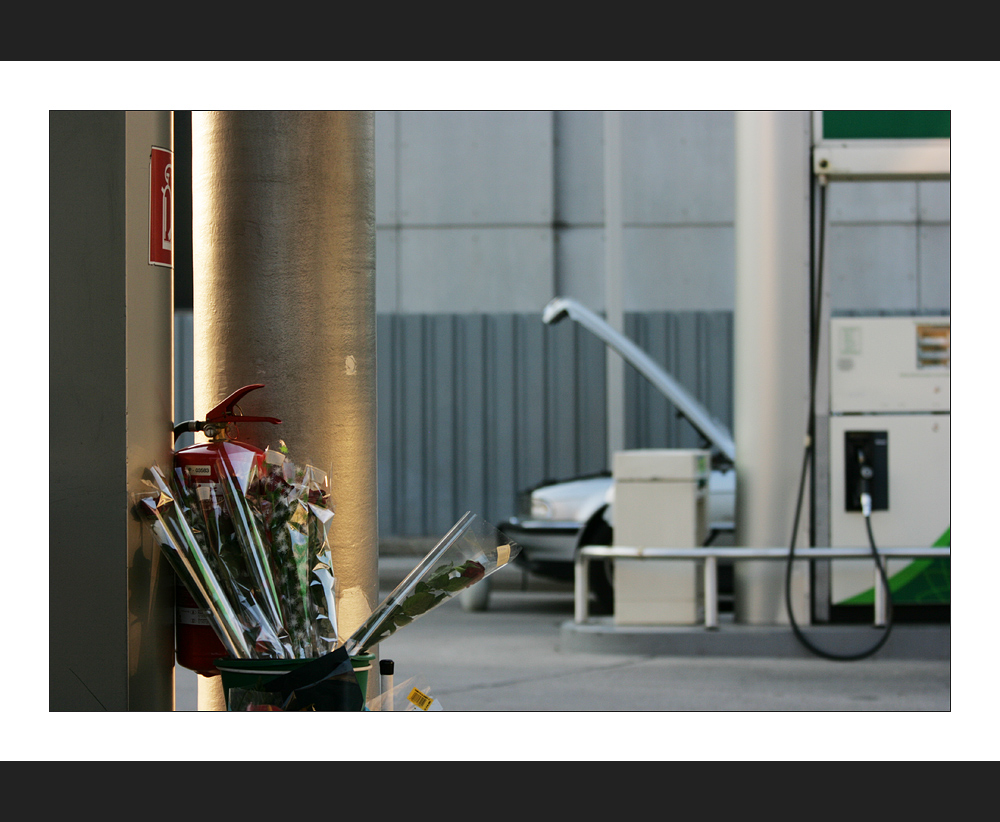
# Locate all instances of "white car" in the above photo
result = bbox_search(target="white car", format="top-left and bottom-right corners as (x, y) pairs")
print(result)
(503, 466), (736, 608)
(496, 297), (737, 611)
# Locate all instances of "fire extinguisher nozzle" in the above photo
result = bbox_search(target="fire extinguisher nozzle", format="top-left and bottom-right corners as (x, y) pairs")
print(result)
(172, 420), (202, 442)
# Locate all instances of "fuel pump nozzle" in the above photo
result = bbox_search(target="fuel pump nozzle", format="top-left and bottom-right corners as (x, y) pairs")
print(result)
(856, 448), (874, 517)
(173, 383), (282, 443)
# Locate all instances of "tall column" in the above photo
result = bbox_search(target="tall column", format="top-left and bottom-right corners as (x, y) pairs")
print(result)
(604, 111), (625, 458)
(191, 111), (378, 707)
(50, 111), (175, 711)
(733, 111), (812, 625)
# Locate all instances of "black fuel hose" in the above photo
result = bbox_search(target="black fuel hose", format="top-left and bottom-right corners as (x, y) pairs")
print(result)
(784, 177), (894, 661)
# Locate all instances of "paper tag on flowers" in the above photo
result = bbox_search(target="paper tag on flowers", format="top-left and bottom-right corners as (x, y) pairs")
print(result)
(407, 687), (434, 711)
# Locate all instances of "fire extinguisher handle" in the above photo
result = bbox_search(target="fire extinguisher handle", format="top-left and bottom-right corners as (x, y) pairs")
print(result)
(205, 384), (282, 427)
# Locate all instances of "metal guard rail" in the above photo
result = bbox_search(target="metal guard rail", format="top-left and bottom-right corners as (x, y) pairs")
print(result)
(574, 545), (951, 629)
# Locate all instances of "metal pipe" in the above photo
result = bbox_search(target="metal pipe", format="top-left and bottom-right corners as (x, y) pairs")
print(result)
(580, 545), (949, 560)
(192, 111), (377, 707)
(574, 550), (591, 623)
(704, 555), (718, 630)
(604, 111), (625, 458)
(574, 544), (950, 628)
(874, 565), (888, 628)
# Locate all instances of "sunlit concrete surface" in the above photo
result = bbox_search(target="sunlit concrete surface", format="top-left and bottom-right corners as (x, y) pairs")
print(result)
(175, 554), (950, 714)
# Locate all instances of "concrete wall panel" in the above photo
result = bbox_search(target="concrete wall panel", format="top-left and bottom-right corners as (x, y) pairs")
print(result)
(828, 224), (919, 312)
(556, 225), (605, 309)
(918, 180), (951, 222)
(827, 180), (917, 223)
(398, 226), (554, 312)
(375, 111), (949, 319)
(626, 225), (736, 311)
(624, 110), (735, 225)
(375, 226), (398, 313)
(375, 110), (398, 225)
(554, 110), (603, 225)
(919, 224), (951, 312)
(397, 111), (553, 226)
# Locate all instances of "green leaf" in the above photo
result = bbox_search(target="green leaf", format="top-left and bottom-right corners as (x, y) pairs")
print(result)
(439, 576), (472, 593)
(400, 591), (442, 617)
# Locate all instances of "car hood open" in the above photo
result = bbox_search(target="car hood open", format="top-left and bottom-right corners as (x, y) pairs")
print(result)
(543, 296), (736, 466)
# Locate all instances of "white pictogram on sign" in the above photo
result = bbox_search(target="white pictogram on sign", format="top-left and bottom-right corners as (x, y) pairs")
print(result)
(161, 163), (172, 252)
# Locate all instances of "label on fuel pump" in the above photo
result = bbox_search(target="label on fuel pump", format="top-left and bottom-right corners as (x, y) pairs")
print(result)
(186, 465), (212, 477)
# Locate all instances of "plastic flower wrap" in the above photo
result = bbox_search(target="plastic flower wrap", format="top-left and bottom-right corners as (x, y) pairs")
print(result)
(366, 675), (443, 712)
(344, 511), (521, 656)
(135, 443), (339, 662)
(137, 465), (256, 660)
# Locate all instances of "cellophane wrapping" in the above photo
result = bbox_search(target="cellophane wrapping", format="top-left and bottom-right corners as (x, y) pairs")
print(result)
(344, 511), (521, 656)
(135, 443), (339, 662)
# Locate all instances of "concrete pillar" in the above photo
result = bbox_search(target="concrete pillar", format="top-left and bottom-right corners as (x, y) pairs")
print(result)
(50, 111), (176, 710)
(191, 111), (378, 707)
(733, 111), (812, 625)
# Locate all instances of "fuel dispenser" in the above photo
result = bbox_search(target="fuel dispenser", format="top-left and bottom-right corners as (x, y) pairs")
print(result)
(171, 384), (282, 675)
(826, 316), (951, 619)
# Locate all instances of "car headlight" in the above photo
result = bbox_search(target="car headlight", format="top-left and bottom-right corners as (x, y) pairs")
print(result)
(530, 496), (553, 520)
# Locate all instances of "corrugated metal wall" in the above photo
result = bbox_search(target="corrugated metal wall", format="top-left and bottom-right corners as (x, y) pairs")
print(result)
(376, 310), (734, 536)
(176, 308), (736, 540)
(624, 311), (734, 452)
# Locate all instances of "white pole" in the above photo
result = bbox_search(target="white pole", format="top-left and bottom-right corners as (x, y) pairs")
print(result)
(604, 111), (625, 459)
(733, 111), (813, 625)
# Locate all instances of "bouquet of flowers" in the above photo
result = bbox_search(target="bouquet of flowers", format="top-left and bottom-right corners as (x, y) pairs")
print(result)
(135, 442), (339, 663)
(136, 419), (520, 711)
(344, 511), (521, 656)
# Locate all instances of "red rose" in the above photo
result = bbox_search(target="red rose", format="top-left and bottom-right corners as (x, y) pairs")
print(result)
(459, 561), (485, 584)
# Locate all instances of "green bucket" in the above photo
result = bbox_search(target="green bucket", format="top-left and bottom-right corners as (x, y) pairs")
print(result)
(351, 653), (375, 696)
(215, 653), (375, 711)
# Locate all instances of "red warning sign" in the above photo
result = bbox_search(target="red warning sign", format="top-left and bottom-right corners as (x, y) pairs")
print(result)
(149, 146), (173, 267)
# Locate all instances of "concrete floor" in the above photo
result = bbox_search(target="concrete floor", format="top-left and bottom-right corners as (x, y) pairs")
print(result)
(176, 556), (950, 715)
(157, 554), (975, 761)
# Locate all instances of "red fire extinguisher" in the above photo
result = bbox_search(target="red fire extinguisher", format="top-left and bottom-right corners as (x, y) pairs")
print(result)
(171, 384), (281, 676)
